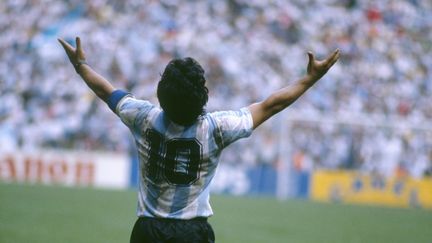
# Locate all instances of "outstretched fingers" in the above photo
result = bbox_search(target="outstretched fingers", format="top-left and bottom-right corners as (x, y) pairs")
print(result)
(324, 49), (340, 68)
(76, 37), (81, 50)
(307, 51), (315, 72)
(58, 38), (78, 64)
(307, 51), (315, 62)
(58, 38), (75, 53)
(75, 36), (86, 59)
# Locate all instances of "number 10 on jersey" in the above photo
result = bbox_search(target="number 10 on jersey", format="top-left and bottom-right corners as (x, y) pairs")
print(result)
(145, 129), (202, 186)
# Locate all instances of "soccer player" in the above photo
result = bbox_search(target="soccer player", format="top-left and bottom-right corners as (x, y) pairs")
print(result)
(59, 37), (339, 243)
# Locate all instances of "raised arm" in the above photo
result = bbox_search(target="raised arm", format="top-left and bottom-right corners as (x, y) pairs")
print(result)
(248, 49), (340, 129)
(58, 37), (115, 101)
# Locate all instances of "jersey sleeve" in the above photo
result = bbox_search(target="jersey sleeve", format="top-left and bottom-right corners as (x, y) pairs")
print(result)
(107, 90), (155, 129)
(210, 107), (254, 148)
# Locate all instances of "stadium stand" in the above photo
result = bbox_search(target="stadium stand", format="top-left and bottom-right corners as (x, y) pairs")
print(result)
(1, 0), (431, 178)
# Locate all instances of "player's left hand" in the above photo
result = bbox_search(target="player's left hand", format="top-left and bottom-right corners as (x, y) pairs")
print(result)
(58, 37), (87, 73)
(306, 49), (340, 81)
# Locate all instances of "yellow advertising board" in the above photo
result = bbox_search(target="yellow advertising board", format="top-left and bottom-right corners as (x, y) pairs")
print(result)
(311, 170), (432, 209)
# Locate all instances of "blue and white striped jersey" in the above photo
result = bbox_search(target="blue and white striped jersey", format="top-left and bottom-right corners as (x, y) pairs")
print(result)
(108, 90), (253, 219)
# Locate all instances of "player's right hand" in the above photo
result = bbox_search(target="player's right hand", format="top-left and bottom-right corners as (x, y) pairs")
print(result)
(58, 37), (87, 72)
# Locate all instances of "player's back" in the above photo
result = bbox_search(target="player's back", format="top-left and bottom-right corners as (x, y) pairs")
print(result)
(135, 109), (221, 219)
(113, 94), (253, 219)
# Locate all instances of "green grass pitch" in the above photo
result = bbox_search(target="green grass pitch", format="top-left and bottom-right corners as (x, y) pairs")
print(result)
(1, 182), (431, 243)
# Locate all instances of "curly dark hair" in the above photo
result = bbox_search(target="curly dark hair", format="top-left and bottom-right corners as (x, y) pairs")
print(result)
(157, 57), (209, 126)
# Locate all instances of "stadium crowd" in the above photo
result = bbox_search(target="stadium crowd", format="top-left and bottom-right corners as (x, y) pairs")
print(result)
(1, 0), (432, 178)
